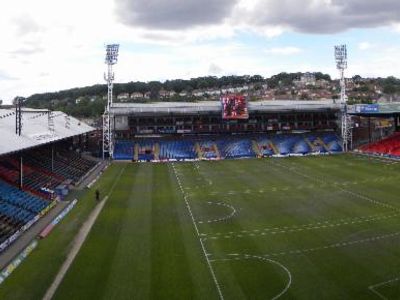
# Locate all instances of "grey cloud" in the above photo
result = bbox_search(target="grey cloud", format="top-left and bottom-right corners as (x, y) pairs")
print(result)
(115, 0), (238, 29)
(114, 0), (400, 34)
(249, 0), (400, 34)
(13, 15), (43, 36)
(208, 63), (223, 75)
(9, 46), (44, 56)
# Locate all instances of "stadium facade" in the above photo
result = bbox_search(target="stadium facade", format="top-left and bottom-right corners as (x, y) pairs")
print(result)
(110, 100), (344, 161)
(111, 100), (340, 137)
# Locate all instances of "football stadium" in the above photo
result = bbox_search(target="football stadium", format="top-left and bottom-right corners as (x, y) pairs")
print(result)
(3, 0), (400, 297)
(1, 81), (400, 300)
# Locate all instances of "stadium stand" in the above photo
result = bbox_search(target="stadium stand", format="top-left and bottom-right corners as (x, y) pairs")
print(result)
(28, 148), (97, 183)
(138, 141), (156, 161)
(114, 132), (342, 161)
(0, 179), (52, 246)
(0, 107), (95, 252)
(113, 141), (134, 160)
(217, 137), (254, 158)
(159, 140), (196, 160)
(359, 132), (400, 156)
(198, 140), (219, 159)
(111, 100), (343, 161)
(0, 148), (97, 199)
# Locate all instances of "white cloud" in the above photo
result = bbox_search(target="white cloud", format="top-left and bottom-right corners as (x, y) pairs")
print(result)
(265, 47), (302, 55)
(393, 23), (400, 32)
(1, 0), (400, 104)
(358, 42), (373, 50)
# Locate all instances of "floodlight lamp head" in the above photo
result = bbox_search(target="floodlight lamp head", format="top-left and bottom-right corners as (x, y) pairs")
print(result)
(335, 45), (347, 70)
(105, 44), (119, 65)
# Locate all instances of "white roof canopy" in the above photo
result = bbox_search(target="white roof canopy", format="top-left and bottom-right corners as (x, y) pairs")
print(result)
(0, 109), (94, 156)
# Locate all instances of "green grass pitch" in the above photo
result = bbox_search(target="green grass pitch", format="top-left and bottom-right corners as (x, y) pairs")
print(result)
(2, 155), (400, 299)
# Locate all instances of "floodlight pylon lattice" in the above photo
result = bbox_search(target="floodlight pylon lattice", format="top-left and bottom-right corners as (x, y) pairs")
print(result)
(15, 97), (23, 136)
(102, 44), (119, 160)
(65, 114), (71, 129)
(335, 44), (352, 152)
(48, 110), (55, 135)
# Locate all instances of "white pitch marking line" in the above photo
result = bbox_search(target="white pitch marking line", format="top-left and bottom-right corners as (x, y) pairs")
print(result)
(268, 159), (400, 212)
(256, 231), (400, 258)
(198, 201), (238, 224)
(201, 212), (399, 239)
(368, 276), (400, 300)
(212, 255), (292, 300)
(171, 163), (224, 300)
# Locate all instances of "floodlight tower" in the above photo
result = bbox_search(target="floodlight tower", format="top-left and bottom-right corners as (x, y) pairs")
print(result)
(15, 97), (23, 136)
(102, 44), (119, 159)
(335, 44), (352, 152)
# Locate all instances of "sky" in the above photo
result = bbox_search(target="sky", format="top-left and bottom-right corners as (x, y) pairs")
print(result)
(1, 0), (400, 103)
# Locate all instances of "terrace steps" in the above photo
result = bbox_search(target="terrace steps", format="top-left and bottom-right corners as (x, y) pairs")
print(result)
(195, 143), (203, 159)
(154, 143), (160, 160)
(304, 137), (316, 152)
(134, 143), (139, 161)
(269, 141), (279, 154)
(317, 137), (330, 153)
(252, 140), (261, 157)
(213, 144), (221, 159)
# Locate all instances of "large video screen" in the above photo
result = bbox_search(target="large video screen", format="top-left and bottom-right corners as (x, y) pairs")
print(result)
(221, 94), (249, 119)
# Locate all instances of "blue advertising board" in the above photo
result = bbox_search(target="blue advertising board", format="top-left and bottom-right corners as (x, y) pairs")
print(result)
(355, 104), (379, 113)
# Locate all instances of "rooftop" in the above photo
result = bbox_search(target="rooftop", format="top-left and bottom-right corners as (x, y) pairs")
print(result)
(111, 100), (340, 116)
(0, 108), (94, 156)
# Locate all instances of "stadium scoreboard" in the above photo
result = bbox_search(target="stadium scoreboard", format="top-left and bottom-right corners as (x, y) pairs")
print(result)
(221, 94), (249, 120)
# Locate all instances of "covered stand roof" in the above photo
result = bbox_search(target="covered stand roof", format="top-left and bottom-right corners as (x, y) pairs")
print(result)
(0, 108), (94, 156)
(110, 100), (341, 116)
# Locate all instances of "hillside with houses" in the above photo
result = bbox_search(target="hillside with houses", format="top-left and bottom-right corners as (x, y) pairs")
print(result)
(18, 73), (400, 118)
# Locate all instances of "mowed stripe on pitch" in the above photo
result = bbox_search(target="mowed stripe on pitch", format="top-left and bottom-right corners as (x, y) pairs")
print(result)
(54, 163), (220, 299)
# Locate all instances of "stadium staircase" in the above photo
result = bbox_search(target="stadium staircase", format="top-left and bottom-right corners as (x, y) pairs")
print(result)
(195, 143), (203, 159)
(134, 143), (139, 161)
(252, 140), (261, 157)
(317, 137), (330, 153)
(305, 137), (316, 152)
(269, 141), (279, 155)
(213, 144), (221, 159)
(154, 143), (160, 160)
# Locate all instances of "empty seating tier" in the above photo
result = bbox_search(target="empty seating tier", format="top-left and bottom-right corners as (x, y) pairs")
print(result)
(0, 180), (51, 246)
(114, 132), (342, 161)
(359, 132), (400, 157)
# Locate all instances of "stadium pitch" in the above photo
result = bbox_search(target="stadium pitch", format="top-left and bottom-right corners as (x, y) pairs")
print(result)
(2, 155), (400, 299)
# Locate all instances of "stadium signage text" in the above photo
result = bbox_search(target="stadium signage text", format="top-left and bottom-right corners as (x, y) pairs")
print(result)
(355, 104), (379, 113)
(0, 240), (38, 285)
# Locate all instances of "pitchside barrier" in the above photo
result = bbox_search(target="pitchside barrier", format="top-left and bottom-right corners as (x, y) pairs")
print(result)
(0, 198), (79, 285)
(0, 239), (38, 285)
(87, 163), (109, 189)
(0, 200), (57, 253)
(39, 199), (78, 239)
